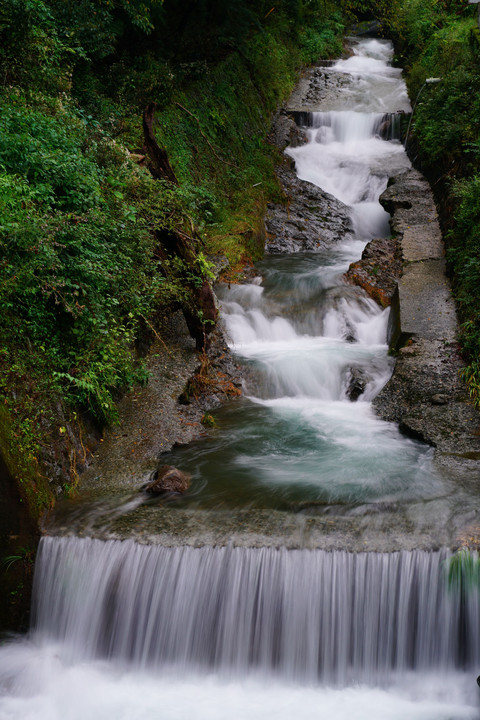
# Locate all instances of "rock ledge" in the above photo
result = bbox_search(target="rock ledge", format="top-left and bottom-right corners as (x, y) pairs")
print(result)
(372, 169), (480, 470)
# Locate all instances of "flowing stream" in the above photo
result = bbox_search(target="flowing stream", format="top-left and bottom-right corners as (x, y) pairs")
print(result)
(1, 38), (479, 720)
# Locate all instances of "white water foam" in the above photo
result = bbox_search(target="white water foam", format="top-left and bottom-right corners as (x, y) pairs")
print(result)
(219, 38), (414, 479)
(0, 654), (477, 720)
(323, 38), (412, 113)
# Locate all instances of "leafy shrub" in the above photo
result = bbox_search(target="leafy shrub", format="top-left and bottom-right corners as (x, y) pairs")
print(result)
(0, 0), (348, 516)
(447, 175), (480, 393)
(298, 24), (343, 64)
(0, 92), (102, 211)
(0, 97), (179, 425)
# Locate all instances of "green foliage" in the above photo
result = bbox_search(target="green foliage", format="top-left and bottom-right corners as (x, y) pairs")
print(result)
(298, 24), (343, 64)
(0, 92), (102, 211)
(0, 0), (72, 91)
(447, 549), (480, 591)
(0, 0), (162, 91)
(0, 0), (347, 517)
(146, 30), (311, 264)
(410, 66), (480, 164)
(1, 546), (35, 574)
(446, 175), (480, 404)
(0, 405), (52, 518)
(201, 413), (216, 428)
(0, 90), (185, 427)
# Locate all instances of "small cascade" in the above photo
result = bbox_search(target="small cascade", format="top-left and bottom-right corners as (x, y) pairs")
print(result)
(220, 281), (392, 402)
(122, 37), (447, 518)
(32, 537), (479, 682)
(213, 38), (416, 501)
(292, 111), (402, 141)
(285, 107), (409, 233)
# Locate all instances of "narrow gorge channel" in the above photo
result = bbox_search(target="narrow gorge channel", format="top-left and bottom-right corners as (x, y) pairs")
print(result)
(1, 37), (479, 720)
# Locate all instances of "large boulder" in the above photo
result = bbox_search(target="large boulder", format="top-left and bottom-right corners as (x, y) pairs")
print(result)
(142, 465), (191, 495)
(344, 236), (402, 309)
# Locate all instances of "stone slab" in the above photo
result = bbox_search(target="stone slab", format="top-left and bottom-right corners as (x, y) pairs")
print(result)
(398, 259), (457, 342)
(374, 169), (480, 472)
(402, 224), (443, 262)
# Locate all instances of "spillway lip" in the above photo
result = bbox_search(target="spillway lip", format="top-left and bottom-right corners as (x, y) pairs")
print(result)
(42, 502), (470, 553)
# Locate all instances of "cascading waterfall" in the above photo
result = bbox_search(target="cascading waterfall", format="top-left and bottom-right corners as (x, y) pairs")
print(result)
(300, 111), (401, 140)
(1, 37), (479, 720)
(31, 538), (480, 679)
(171, 38), (435, 512)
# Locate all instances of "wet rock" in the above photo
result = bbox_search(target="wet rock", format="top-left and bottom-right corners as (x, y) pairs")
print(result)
(346, 368), (367, 401)
(398, 417), (433, 445)
(264, 164), (353, 254)
(183, 279), (218, 351)
(372, 169), (480, 464)
(178, 322), (243, 408)
(432, 394), (448, 406)
(344, 236), (402, 308)
(267, 110), (308, 151)
(142, 465), (191, 495)
(265, 107), (354, 255)
(377, 119), (392, 139)
(380, 170), (442, 261)
(285, 66), (356, 113)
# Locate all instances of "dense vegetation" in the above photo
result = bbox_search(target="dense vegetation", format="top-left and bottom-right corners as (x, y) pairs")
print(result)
(381, 0), (480, 405)
(0, 0), (347, 517)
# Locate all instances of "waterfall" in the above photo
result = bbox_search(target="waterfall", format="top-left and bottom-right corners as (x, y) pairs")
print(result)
(294, 111), (402, 141)
(0, 537), (478, 720)
(33, 537), (479, 681)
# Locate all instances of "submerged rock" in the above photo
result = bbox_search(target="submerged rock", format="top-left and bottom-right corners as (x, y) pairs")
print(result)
(346, 368), (368, 401)
(142, 465), (191, 495)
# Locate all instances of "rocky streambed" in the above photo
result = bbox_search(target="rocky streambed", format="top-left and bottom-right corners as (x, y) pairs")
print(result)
(46, 37), (480, 555)
(343, 167), (480, 468)
(5, 36), (480, 720)
(267, 45), (480, 479)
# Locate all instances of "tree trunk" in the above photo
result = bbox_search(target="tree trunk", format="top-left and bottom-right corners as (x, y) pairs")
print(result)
(142, 103), (178, 185)
(155, 229), (217, 350)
